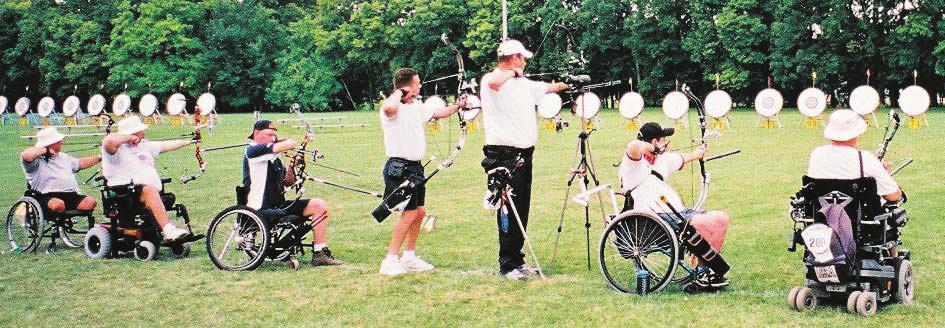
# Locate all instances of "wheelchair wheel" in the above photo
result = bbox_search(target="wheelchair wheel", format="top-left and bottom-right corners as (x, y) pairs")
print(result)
(846, 291), (862, 313)
(794, 287), (817, 312)
(83, 225), (112, 260)
(855, 292), (877, 316)
(59, 216), (94, 248)
(206, 205), (270, 271)
(170, 243), (192, 259)
(6, 197), (44, 254)
(598, 210), (679, 294)
(134, 240), (158, 261)
(894, 259), (914, 304)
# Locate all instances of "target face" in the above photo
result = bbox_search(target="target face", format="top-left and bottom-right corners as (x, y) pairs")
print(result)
(662, 91), (689, 120)
(0, 96), (8, 114)
(849, 85), (880, 115)
(618, 92), (644, 119)
(898, 85), (930, 116)
(167, 93), (187, 115)
(139, 94), (158, 116)
(87, 94), (105, 115)
(37, 97), (55, 117)
(15, 97), (31, 117)
(797, 88), (827, 117)
(704, 90), (732, 118)
(754, 88), (783, 118)
(537, 93), (562, 119)
(459, 94), (481, 122)
(575, 92), (601, 119)
(112, 94), (131, 115)
(62, 96), (80, 117)
(197, 92), (216, 114)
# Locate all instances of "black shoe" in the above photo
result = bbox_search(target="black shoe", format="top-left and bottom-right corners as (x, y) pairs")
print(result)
(685, 271), (729, 293)
(311, 248), (343, 266)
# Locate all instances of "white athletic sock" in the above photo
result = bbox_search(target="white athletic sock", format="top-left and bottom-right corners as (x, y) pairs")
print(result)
(313, 243), (327, 251)
(385, 254), (399, 262)
(402, 250), (417, 259)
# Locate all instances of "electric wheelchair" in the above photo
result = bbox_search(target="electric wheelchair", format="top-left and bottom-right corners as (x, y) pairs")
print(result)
(82, 177), (203, 261)
(205, 186), (315, 271)
(5, 187), (95, 254)
(786, 176), (912, 316)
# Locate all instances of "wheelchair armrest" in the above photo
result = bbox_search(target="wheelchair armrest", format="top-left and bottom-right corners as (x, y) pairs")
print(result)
(161, 177), (172, 184)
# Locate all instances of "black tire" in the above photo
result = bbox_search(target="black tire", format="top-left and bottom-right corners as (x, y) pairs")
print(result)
(206, 205), (269, 271)
(6, 197), (44, 254)
(894, 259), (914, 304)
(59, 216), (94, 248)
(134, 240), (157, 261)
(83, 225), (111, 260)
(795, 287), (817, 312)
(598, 210), (679, 294)
(169, 243), (192, 259)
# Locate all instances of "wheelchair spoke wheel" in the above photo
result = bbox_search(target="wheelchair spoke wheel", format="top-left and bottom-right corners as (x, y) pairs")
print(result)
(598, 211), (679, 294)
(6, 198), (44, 254)
(207, 206), (269, 271)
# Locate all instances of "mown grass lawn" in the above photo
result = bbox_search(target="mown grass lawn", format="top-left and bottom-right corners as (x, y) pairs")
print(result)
(0, 108), (942, 327)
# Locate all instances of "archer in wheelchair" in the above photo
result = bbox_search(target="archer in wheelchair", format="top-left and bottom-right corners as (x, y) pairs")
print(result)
(787, 110), (913, 316)
(82, 116), (204, 260)
(6, 127), (100, 254)
(206, 119), (340, 271)
(596, 122), (736, 294)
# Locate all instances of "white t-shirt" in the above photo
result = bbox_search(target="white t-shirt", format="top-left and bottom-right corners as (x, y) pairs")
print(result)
(618, 149), (687, 213)
(380, 100), (436, 161)
(21, 152), (81, 193)
(480, 69), (549, 148)
(101, 140), (164, 190)
(807, 144), (899, 196)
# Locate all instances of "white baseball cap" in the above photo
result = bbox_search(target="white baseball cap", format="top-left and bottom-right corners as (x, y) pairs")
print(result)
(35, 127), (66, 148)
(824, 110), (867, 141)
(116, 116), (149, 135)
(497, 39), (533, 58)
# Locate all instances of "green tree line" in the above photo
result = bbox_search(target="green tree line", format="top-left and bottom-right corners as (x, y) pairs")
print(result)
(2, 0), (944, 112)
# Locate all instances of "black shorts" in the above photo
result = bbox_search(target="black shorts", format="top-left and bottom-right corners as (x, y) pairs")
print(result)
(33, 192), (89, 211)
(259, 199), (312, 219)
(382, 158), (425, 211)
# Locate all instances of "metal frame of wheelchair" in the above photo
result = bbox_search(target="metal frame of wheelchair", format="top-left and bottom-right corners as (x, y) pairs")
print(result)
(573, 184), (703, 294)
(786, 176), (913, 316)
(5, 190), (94, 254)
(82, 178), (202, 261)
(205, 187), (314, 271)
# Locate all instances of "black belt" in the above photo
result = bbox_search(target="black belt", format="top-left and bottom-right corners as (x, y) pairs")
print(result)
(483, 145), (535, 160)
(389, 157), (422, 166)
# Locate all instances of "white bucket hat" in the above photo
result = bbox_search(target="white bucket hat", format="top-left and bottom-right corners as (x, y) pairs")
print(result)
(824, 110), (867, 141)
(497, 39), (534, 58)
(116, 116), (149, 135)
(35, 127), (66, 148)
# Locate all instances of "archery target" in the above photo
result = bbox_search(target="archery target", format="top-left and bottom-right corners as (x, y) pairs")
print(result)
(849, 85), (880, 115)
(459, 94), (481, 122)
(112, 94), (131, 115)
(63, 96), (80, 117)
(704, 90), (732, 118)
(15, 97), (30, 117)
(662, 91), (689, 120)
(37, 97), (55, 117)
(575, 92), (601, 119)
(0, 96), (8, 114)
(139, 94), (158, 116)
(618, 92), (644, 119)
(167, 93), (187, 115)
(797, 88), (827, 117)
(898, 85), (930, 116)
(537, 93), (563, 119)
(197, 92), (216, 114)
(87, 94), (105, 115)
(424, 96), (447, 112)
(754, 88), (783, 118)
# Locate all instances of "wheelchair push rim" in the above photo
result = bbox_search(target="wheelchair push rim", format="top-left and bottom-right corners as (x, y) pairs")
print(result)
(598, 210), (679, 294)
(6, 197), (44, 254)
(206, 206), (270, 271)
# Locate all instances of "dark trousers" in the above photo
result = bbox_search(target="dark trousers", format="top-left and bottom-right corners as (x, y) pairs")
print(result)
(483, 145), (534, 273)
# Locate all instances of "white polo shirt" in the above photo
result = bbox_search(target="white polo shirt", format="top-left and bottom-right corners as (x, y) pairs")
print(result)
(380, 100), (436, 161)
(807, 144), (899, 196)
(619, 149), (687, 213)
(21, 152), (81, 193)
(480, 69), (549, 148)
(101, 140), (164, 190)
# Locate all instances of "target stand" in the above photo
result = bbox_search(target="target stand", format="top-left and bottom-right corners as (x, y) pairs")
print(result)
(705, 89), (734, 131)
(898, 85), (931, 129)
(755, 88), (784, 129)
(663, 91), (689, 130)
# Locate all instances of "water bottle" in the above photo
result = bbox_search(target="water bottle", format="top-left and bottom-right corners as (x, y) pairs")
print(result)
(636, 269), (650, 295)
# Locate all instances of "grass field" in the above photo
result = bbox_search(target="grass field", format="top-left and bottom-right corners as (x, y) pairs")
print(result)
(0, 108), (942, 327)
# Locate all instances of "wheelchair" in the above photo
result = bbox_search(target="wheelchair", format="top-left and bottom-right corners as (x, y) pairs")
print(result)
(786, 176), (912, 316)
(205, 187), (315, 271)
(82, 177), (203, 261)
(5, 188), (95, 254)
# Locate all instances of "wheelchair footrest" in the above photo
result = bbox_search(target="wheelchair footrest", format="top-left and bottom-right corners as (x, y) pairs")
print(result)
(162, 234), (204, 246)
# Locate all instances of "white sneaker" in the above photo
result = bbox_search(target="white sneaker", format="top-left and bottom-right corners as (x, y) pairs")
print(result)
(400, 255), (435, 273)
(162, 225), (190, 241)
(379, 257), (407, 276)
(502, 268), (529, 281)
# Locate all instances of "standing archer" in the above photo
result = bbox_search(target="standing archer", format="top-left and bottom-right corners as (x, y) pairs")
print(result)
(376, 68), (465, 276)
(480, 39), (570, 280)
(243, 119), (342, 266)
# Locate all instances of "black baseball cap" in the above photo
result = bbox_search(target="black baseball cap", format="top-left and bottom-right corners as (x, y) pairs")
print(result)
(247, 119), (277, 139)
(637, 122), (674, 141)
